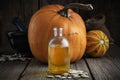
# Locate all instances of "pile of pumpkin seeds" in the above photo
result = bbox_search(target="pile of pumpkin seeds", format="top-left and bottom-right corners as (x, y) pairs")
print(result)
(47, 69), (89, 79)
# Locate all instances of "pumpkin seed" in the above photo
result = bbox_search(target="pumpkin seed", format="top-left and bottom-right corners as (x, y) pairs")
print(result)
(69, 69), (78, 74)
(81, 74), (89, 78)
(72, 74), (81, 78)
(83, 72), (89, 75)
(76, 70), (84, 74)
(60, 76), (67, 79)
(67, 76), (72, 79)
(62, 72), (69, 76)
(74, 75), (81, 78)
(47, 75), (54, 78)
(71, 73), (79, 76)
(55, 75), (61, 78)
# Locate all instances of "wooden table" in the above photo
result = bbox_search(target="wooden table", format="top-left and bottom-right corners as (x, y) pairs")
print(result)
(0, 44), (120, 80)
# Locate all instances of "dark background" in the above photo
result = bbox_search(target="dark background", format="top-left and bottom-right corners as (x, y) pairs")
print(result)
(0, 0), (120, 55)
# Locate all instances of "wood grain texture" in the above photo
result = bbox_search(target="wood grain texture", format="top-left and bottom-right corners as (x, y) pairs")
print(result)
(0, 44), (120, 80)
(75, 59), (93, 80)
(0, 61), (29, 80)
(85, 44), (120, 80)
(106, 44), (120, 70)
(20, 59), (58, 80)
(22, 0), (38, 27)
(38, 0), (79, 7)
(0, 0), (20, 54)
(20, 58), (91, 80)
(0, 0), (38, 54)
(85, 57), (120, 80)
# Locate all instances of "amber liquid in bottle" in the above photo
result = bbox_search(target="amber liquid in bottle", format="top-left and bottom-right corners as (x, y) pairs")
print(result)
(48, 28), (70, 74)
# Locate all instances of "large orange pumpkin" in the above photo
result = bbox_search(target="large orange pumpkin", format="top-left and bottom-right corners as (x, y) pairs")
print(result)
(28, 3), (93, 63)
(86, 30), (109, 57)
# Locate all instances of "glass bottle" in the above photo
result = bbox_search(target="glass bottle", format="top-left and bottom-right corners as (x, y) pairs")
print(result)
(48, 27), (70, 74)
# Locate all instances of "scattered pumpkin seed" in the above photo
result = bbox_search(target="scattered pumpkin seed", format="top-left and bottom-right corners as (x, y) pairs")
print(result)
(46, 69), (89, 79)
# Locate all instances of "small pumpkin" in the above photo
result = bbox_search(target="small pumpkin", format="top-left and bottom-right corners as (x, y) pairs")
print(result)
(86, 30), (109, 57)
(28, 3), (93, 63)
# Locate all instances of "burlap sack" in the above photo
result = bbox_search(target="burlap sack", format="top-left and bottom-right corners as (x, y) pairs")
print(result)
(85, 14), (114, 43)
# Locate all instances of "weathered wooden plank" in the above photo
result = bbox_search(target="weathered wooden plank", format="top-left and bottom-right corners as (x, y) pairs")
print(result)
(0, 60), (29, 80)
(20, 59), (59, 80)
(0, 0), (21, 54)
(0, 0), (39, 54)
(23, 0), (38, 28)
(106, 44), (120, 70)
(38, 0), (79, 8)
(85, 57), (120, 80)
(85, 44), (120, 80)
(38, 0), (80, 14)
(75, 59), (93, 80)
(20, 58), (91, 80)
(18, 0), (38, 28)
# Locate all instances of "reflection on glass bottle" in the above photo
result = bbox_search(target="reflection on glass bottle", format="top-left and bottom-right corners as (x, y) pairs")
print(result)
(48, 27), (70, 74)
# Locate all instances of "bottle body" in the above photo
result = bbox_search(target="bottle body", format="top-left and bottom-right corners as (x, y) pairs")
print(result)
(48, 28), (70, 74)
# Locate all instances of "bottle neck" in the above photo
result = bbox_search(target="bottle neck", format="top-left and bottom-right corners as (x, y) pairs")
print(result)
(53, 27), (63, 37)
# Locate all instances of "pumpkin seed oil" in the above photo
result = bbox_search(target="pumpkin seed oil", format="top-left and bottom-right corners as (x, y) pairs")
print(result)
(48, 27), (70, 74)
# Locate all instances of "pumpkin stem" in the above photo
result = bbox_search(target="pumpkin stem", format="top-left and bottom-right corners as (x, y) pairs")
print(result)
(58, 3), (93, 18)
